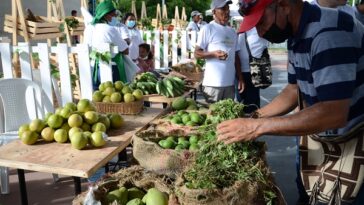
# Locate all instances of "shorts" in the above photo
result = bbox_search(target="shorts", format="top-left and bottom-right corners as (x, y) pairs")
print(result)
(202, 86), (234, 103)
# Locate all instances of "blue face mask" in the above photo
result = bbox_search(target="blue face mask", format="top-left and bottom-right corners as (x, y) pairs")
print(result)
(108, 17), (119, 26)
(127, 20), (136, 28)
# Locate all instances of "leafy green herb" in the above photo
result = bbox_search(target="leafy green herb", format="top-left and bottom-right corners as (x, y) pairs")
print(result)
(65, 17), (79, 29)
(206, 99), (245, 124)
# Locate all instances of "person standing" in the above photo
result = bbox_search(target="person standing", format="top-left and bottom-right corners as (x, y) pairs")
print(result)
(71, 10), (80, 44)
(198, 14), (208, 29)
(236, 27), (268, 113)
(123, 13), (144, 62)
(90, 0), (129, 88)
(195, 0), (244, 103)
(187, 11), (202, 32)
(218, 0), (364, 204)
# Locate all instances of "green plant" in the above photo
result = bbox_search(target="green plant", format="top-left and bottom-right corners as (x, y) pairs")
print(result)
(65, 17), (80, 29)
(161, 18), (171, 26)
(139, 17), (154, 30)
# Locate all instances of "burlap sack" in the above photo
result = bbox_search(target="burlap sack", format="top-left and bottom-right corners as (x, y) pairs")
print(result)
(72, 166), (176, 205)
(175, 160), (286, 205)
(132, 130), (196, 178)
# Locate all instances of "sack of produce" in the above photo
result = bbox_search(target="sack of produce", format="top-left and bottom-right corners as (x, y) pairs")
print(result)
(133, 130), (202, 178)
(72, 166), (177, 205)
(175, 130), (284, 205)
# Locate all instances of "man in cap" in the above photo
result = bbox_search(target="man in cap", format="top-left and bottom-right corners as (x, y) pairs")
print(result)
(187, 11), (202, 31)
(90, 0), (129, 88)
(194, 0), (244, 103)
(217, 0), (364, 204)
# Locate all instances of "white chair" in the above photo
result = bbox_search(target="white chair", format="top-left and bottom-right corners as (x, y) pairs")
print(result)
(0, 78), (55, 194)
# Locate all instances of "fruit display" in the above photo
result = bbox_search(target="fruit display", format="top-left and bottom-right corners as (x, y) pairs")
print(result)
(130, 72), (158, 95)
(92, 81), (144, 103)
(171, 97), (198, 110)
(17, 99), (124, 150)
(158, 134), (201, 151)
(164, 111), (206, 127)
(156, 77), (185, 98)
(106, 186), (168, 205)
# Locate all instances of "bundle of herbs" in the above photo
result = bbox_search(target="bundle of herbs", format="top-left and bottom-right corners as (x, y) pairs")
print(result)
(183, 128), (278, 204)
(206, 99), (245, 124)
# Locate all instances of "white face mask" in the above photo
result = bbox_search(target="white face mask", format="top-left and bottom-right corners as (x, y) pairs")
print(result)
(108, 17), (118, 26)
(141, 55), (148, 60)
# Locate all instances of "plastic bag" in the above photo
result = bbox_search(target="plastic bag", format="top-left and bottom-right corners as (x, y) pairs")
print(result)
(123, 55), (140, 83)
(83, 186), (101, 205)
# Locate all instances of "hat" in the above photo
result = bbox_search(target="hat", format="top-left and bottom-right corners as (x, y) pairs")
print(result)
(238, 0), (273, 33)
(191, 11), (201, 17)
(211, 0), (233, 9)
(91, 0), (116, 25)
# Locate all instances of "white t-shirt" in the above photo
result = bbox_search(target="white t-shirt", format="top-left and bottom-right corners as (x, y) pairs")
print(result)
(196, 21), (238, 87)
(237, 28), (268, 73)
(187, 21), (200, 31)
(115, 23), (130, 41)
(310, 0), (356, 17)
(91, 23), (128, 55)
(128, 28), (144, 60)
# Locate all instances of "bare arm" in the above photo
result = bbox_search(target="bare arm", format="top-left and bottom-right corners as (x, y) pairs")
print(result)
(194, 46), (226, 60)
(256, 99), (350, 136)
(257, 83), (299, 117)
(217, 98), (350, 143)
(235, 52), (245, 93)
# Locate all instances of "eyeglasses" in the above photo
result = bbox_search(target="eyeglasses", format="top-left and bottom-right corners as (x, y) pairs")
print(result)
(238, 0), (258, 16)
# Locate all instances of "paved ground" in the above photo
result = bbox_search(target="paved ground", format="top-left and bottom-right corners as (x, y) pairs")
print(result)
(0, 51), (298, 205)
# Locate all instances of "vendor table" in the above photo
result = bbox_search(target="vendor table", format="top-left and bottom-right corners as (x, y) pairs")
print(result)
(0, 108), (164, 205)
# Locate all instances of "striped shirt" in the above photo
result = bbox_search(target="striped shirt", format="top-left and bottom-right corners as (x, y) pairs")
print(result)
(287, 2), (364, 134)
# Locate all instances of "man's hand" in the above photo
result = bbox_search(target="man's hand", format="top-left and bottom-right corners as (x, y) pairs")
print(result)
(217, 118), (260, 144)
(237, 78), (245, 93)
(214, 50), (228, 60)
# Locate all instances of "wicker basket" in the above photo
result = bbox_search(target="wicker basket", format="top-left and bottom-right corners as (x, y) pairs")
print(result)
(94, 100), (143, 115)
(179, 71), (204, 82)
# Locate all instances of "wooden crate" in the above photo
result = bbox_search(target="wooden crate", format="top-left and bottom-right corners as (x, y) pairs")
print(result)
(143, 89), (193, 104)
(3, 15), (63, 40)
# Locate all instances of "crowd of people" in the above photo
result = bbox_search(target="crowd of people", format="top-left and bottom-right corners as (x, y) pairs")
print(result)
(80, 0), (364, 203)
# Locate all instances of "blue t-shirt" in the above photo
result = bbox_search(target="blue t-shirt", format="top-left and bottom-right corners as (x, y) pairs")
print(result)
(288, 2), (364, 135)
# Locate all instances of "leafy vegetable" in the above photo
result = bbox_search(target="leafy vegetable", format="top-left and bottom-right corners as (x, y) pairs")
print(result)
(184, 126), (277, 204)
(206, 99), (245, 124)
(65, 17), (80, 29)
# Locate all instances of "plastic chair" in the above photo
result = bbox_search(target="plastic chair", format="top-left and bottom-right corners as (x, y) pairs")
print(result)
(0, 78), (57, 194)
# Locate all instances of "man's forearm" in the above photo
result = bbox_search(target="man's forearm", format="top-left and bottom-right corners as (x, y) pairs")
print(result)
(258, 84), (298, 118)
(256, 99), (350, 136)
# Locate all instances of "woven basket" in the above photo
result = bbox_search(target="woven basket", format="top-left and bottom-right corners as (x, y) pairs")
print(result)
(178, 71), (203, 82)
(94, 100), (143, 115)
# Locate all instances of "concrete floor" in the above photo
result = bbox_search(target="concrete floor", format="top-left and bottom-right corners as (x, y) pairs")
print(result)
(0, 51), (298, 205)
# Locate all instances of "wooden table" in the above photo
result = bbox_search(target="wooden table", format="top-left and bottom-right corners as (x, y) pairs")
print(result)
(0, 108), (164, 205)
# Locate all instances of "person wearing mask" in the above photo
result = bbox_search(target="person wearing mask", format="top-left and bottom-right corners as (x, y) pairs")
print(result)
(114, 11), (131, 45)
(236, 27), (268, 113)
(218, 0), (364, 204)
(198, 14), (208, 29)
(187, 11), (202, 31)
(90, 0), (129, 89)
(137, 43), (154, 73)
(123, 13), (144, 62)
(194, 0), (244, 103)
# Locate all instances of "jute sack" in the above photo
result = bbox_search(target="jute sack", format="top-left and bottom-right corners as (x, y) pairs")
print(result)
(72, 166), (176, 205)
(132, 130), (196, 178)
(175, 160), (286, 205)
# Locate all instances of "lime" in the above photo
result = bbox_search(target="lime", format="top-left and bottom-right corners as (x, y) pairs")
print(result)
(189, 143), (199, 151)
(189, 135), (199, 144)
